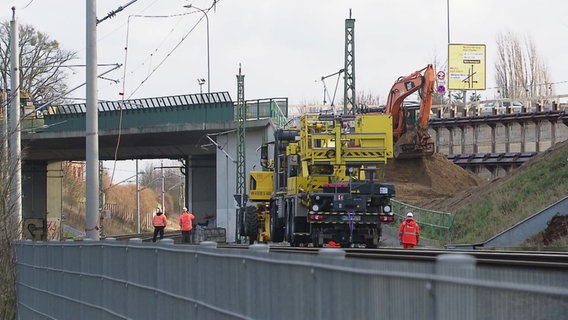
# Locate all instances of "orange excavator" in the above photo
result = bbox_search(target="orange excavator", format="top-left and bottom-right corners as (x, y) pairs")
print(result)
(384, 64), (436, 159)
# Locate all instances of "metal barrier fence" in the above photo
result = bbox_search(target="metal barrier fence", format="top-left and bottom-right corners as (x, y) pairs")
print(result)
(244, 98), (289, 127)
(391, 199), (452, 242)
(16, 240), (568, 319)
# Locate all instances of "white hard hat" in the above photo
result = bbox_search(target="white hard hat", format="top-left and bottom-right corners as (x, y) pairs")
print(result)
(406, 212), (413, 218)
(183, 207), (188, 211)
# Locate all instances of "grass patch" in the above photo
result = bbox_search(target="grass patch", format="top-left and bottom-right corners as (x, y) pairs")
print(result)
(451, 147), (568, 247)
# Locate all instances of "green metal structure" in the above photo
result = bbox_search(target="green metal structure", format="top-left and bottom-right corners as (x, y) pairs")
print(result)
(40, 92), (235, 132)
(36, 92), (288, 134)
(343, 10), (356, 114)
(235, 66), (246, 242)
(245, 98), (288, 127)
(391, 199), (453, 242)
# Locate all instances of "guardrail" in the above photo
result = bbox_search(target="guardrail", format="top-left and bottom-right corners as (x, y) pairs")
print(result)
(431, 95), (568, 119)
(391, 199), (452, 242)
(16, 240), (568, 319)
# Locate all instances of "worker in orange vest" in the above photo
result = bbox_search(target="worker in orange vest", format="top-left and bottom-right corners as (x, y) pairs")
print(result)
(179, 207), (195, 244)
(398, 212), (420, 249)
(152, 208), (168, 242)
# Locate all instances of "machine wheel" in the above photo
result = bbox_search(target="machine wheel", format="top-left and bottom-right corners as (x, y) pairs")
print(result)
(365, 227), (380, 248)
(311, 226), (324, 248)
(238, 208), (245, 240)
(244, 206), (258, 244)
(284, 199), (300, 246)
(284, 200), (293, 243)
(270, 204), (284, 242)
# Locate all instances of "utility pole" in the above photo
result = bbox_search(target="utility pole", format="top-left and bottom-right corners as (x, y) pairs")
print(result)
(235, 65), (246, 243)
(9, 7), (22, 235)
(135, 159), (140, 233)
(161, 159), (165, 212)
(85, 0), (100, 240)
(343, 9), (356, 114)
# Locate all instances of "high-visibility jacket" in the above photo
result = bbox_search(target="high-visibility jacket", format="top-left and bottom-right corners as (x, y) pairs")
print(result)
(398, 218), (420, 245)
(179, 211), (195, 231)
(153, 213), (167, 227)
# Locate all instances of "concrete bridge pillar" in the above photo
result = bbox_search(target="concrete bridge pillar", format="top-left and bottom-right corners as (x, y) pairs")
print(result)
(504, 123), (511, 153)
(22, 161), (47, 240)
(187, 155), (216, 225)
(519, 121), (526, 152)
(448, 127), (455, 154)
(46, 161), (64, 240)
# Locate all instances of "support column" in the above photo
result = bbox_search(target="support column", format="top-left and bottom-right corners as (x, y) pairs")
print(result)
(188, 155), (216, 223)
(448, 127), (454, 155)
(46, 161), (64, 240)
(460, 126), (466, 154)
(182, 156), (189, 211)
(186, 157), (193, 212)
(434, 128), (440, 153)
(22, 161), (47, 241)
(520, 121), (526, 152)
(473, 124), (479, 153)
(535, 121), (541, 152)
(505, 123), (510, 153)
(550, 120), (557, 146)
(490, 124), (496, 153)
(435, 254), (477, 320)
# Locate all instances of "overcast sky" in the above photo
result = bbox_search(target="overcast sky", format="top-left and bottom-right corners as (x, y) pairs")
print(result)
(6, 0), (568, 104)
(4, 0), (568, 182)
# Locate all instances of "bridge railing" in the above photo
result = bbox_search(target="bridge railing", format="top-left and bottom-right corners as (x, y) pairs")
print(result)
(391, 199), (452, 242)
(244, 97), (288, 126)
(431, 94), (568, 119)
(40, 92), (237, 132)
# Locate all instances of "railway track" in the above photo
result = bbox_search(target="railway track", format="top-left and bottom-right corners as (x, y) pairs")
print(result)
(264, 246), (568, 269)
(108, 234), (568, 269)
(108, 230), (181, 242)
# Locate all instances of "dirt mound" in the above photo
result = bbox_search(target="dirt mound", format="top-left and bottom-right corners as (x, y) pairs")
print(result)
(424, 139), (568, 213)
(538, 215), (568, 245)
(385, 153), (485, 207)
(384, 140), (568, 247)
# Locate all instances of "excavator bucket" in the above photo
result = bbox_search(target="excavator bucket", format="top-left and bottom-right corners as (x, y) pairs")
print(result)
(394, 131), (435, 159)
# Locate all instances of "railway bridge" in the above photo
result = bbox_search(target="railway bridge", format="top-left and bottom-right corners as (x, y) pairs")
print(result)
(430, 108), (568, 179)
(20, 92), (287, 242)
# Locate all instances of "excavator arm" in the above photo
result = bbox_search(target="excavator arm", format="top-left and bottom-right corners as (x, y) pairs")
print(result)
(384, 64), (435, 159)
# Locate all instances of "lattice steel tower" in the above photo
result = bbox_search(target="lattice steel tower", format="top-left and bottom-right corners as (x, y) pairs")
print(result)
(235, 65), (246, 241)
(344, 10), (356, 114)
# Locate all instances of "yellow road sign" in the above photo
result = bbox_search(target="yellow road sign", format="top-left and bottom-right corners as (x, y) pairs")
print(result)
(448, 44), (486, 91)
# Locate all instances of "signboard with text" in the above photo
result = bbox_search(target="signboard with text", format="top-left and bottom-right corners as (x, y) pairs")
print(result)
(448, 43), (486, 91)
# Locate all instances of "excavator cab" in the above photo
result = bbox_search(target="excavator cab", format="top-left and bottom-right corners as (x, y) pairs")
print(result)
(402, 101), (420, 131)
(395, 99), (434, 159)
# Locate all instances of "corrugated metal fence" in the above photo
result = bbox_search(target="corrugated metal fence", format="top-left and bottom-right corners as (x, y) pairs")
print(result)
(16, 239), (568, 319)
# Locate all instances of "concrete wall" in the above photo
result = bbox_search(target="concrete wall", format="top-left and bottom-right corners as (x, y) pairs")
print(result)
(215, 119), (275, 243)
(434, 121), (568, 155)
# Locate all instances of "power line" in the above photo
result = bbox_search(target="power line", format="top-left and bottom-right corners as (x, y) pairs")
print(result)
(125, 10), (211, 99)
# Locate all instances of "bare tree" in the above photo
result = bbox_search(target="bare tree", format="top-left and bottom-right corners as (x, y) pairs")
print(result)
(495, 32), (551, 100)
(0, 21), (77, 104)
(0, 128), (19, 319)
(0, 21), (78, 319)
(357, 90), (381, 106)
